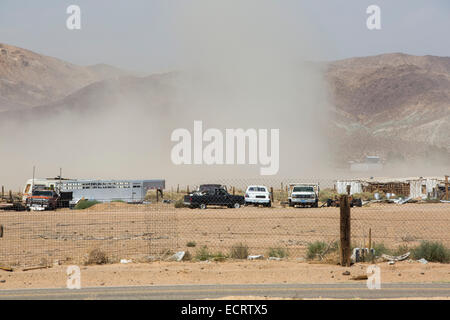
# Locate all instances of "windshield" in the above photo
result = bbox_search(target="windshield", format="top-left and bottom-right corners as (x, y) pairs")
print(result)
(248, 187), (267, 192)
(293, 186), (314, 193)
(33, 190), (54, 197)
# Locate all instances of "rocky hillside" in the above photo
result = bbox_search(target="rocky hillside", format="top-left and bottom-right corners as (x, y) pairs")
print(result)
(0, 43), (128, 111)
(327, 53), (450, 154)
(0, 44), (448, 164)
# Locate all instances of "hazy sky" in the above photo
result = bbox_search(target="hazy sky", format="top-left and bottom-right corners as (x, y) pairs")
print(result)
(1, 0), (449, 73)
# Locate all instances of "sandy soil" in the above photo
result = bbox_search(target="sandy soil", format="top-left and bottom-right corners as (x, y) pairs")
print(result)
(0, 260), (449, 290)
(0, 202), (449, 267)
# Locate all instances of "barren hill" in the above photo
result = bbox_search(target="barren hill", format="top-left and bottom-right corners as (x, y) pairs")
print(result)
(326, 53), (450, 160)
(0, 43), (129, 111)
(0, 44), (449, 165)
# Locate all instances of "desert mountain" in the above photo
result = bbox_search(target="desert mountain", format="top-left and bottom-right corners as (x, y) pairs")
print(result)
(0, 44), (449, 165)
(327, 53), (450, 150)
(0, 43), (129, 111)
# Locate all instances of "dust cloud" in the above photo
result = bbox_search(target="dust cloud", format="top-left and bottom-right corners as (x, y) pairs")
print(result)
(0, 1), (335, 190)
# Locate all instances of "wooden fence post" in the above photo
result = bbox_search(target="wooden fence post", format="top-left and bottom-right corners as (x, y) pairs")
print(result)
(270, 187), (274, 202)
(340, 195), (351, 267)
(445, 175), (449, 201)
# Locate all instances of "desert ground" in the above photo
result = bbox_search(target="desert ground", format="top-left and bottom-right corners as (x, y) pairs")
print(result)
(0, 260), (449, 290)
(0, 202), (448, 267)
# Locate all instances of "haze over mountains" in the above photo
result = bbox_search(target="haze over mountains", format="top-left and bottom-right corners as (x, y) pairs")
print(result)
(0, 43), (129, 111)
(1, 43), (449, 171)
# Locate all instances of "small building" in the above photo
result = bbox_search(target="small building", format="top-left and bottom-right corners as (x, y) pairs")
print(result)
(335, 177), (446, 199)
(350, 156), (383, 172)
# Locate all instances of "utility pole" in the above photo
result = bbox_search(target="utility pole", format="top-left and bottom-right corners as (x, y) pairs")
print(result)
(32, 166), (36, 192)
(340, 195), (351, 267)
(445, 175), (449, 201)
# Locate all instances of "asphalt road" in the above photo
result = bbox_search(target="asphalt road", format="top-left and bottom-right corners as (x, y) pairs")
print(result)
(0, 283), (449, 299)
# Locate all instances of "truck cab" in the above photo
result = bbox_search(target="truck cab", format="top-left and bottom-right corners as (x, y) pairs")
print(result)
(288, 183), (319, 208)
(26, 189), (60, 211)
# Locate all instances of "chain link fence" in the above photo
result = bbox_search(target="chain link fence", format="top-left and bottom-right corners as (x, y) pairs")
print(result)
(0, 178), (449, 266)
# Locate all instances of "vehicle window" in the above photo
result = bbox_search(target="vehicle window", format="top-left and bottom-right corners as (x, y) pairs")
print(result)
(257, 187), (266, 192)
(293, 186), (314, 192)
(33, 191), (53, 197)
(249, 187), (255, 191)
(25, 184), (31, 193)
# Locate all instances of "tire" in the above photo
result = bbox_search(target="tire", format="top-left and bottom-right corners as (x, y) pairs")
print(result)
(289, 201), (294, 208)
(266, 201), (272, 208)
(199, 203), (207, 210)
(233, 203), (241, 209)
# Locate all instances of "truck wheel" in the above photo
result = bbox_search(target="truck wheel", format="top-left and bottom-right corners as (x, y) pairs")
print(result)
(266, 201), (272, 207)
(233, 203), (241, 209)
(289, 201), (294, 208)
(199, 203), (207, 210)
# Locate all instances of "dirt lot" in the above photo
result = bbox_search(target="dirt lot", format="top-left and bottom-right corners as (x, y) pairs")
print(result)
(0, 260), (449, 290)
(0, 202), (449, 267)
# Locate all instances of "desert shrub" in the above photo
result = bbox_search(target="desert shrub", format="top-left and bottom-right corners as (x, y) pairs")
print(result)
(75, 200), (100, 210)
(392, 244), (411, 256)
(183, 251), (192, 261)
(372, 242), (391, 256)
(352, 192), (376, 201)
(111, 200), (125, 203)
(211, 252), (228, 262)
(195, 246), (211, 261)
(306, 241), (338, 260)
(411, 241), (450, 263)
(174, 199), (188, 208)
(86, 248), (108, 265)
(230, 243), (249, 259)
(186, 241), (197, 248)
(319, 188), (339, 203)
(267, 247), (289, 258)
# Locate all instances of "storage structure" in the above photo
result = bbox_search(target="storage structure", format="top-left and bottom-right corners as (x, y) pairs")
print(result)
(22, 178), (165, 204)
(60, 179), (165, 203)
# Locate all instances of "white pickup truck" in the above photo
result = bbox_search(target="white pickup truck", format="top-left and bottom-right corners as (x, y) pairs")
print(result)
(288, 183), (319, 208)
